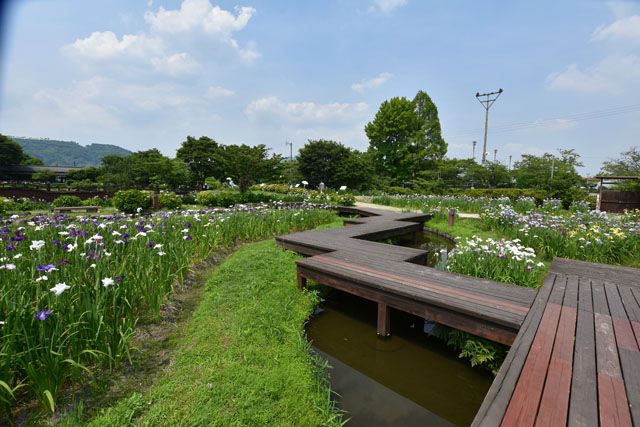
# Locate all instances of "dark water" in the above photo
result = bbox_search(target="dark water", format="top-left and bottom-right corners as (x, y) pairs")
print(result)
(307, 231), (493, 426)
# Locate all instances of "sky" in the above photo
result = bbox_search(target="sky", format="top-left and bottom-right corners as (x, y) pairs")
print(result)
(1, 0), (640, 176)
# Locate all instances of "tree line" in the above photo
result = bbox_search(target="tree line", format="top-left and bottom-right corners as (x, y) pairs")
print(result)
(2, 89), (639, 195)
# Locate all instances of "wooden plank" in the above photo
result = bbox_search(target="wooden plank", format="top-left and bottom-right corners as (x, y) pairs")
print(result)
(536, 277), (578, 426)
(500, 277), (566, 427)
(605, 283), (640, 426)
(550, 258), (640, 288)
(568, 278), (598, 427)
(593, 281), (633, 427)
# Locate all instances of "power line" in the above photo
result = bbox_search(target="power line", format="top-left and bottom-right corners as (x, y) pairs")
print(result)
(447, 103), (640, 139)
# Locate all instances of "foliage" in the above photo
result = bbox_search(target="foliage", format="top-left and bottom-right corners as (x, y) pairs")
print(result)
(365, 91), (447, 185)
(67, 167), (100, 182)
(438, 327), (508, 375)
(51, 195), (83, 208)
(513, 149), (582, 195)
(82, 197), (112, 207)
(297, 139), (351, 188)
(157, 192), (183, 210)
(21, 155), (44, 166)
(0, 205), (336, 418)
(176, 136), (224, 187)
(0, 134), (25, 167)
(328, 192), (356, 206)
(11, 137), (131, 167)
(204, 177), (222, 189)
(113, 190), (153, 214)
(599, 146), (640, 191)
(31, 169), (56, 183)
(221, 144), (282, 193)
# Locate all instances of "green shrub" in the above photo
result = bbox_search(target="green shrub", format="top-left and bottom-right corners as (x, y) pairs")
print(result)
(113, 190), (152, 214)
(180, 193), (197, 205)
(81, 196), (111, 207)
(0, 198), (14, 215)
(329, 193), (355, 206)
(158, 192), (183, 210)
(51, 195), (83, 208)
(385, 186), (414, 195)
(204, 177), (223, 189)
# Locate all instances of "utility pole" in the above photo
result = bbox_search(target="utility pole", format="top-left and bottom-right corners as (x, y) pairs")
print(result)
(285, 141), (293, 187)
(550, 156), (555, 192)
(476, 88), (503, 165)
(508, 155), (512, 171)
(494, 149), (498, 162)
(472, 141), (477, 160)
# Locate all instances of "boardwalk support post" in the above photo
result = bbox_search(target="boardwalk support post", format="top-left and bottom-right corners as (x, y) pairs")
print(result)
(297, 270), (307, 291)
(377, 302), (391, 338)
(448, 208), (456, 227)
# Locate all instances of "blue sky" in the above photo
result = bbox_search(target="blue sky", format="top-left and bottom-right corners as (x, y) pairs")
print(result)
(1, 0), (640, 175)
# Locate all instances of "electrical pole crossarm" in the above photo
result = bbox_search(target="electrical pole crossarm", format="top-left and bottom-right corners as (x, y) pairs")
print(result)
(475, 88), (503, 164)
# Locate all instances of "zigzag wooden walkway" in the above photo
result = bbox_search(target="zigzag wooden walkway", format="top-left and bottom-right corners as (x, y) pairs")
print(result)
(276, 206), (640, 426)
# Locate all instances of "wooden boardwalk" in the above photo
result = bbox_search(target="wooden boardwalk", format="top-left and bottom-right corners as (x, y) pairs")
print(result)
(276, 206), (640, 426)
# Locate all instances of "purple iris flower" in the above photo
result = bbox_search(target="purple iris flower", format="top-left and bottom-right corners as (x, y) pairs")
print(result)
(184, 235), (193, 241)
(36, 264), (56, 272)
(115, 275), (125, 283)
(61, 243), (69, 251)
(147, 240), (155, 248)
(33, 310), (52, 321)
(7, 244), (17, 251)
(85, 253), (99, 261)
(59, 259), (71, 266)
(185, 222), (192, 228)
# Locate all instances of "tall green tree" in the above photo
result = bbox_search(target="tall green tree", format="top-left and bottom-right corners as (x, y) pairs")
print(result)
(513, 149), (583, 202)
(334, 150), (376, 191)
(297, 139), (351, 188)
(0, 134), (26, 167)
(365, 91), (447, 185)
(176, 136), (224, 186)
(599, 147), (640, 190)
(221, 144), (281, 193)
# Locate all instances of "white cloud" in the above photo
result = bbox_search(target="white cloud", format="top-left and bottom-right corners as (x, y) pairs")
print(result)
(370, 0), (407, 14)
(144, 0), (259, 62)
(151, 52), (198, 75)
(351, 72), (392, 92)
(546, 55), (640, 95)
(245, 96), (368, 124)
(592, 15), (640, 43)
(206, 86), (235, 98)
(506, 143), (523, 150)
(61, 31), (164, 61)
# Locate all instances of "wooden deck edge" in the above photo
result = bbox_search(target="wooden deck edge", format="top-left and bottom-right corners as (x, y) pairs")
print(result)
(472, 273), (559, 426)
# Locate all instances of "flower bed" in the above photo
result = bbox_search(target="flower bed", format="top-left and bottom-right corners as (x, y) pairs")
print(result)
(480, 205), (640, 264)
(0, 203), (335, 417)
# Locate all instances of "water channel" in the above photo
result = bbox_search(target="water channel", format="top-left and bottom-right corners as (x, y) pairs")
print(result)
(306, 231), (494, 426)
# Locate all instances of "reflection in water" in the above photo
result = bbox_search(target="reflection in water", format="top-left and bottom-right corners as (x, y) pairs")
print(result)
(307, 231), (493, 426)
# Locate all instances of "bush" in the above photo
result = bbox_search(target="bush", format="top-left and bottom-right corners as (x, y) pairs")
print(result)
(0, 198), (13, 215)
(113, 189), (152, 214)
(205, 177), (223, 189)
(158, 192), (183, 210)
(82, 196), (112, 207)
(180, 193), (197, 205)
(385, 186), (414, 195)
(51, 195), (82, 207)
(329, 193), (355, 206)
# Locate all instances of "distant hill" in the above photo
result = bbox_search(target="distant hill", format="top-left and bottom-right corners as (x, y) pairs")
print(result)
(10, 137), (132, 167)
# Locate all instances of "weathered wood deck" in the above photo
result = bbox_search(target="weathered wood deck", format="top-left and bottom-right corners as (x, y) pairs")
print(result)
(276, 206), (640, 426)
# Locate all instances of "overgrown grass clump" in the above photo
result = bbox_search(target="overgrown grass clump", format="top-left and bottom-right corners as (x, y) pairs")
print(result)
(88, 238), (344, 426)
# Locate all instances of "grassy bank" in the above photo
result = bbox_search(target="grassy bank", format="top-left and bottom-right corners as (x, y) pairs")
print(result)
(87, 228), (345, 425)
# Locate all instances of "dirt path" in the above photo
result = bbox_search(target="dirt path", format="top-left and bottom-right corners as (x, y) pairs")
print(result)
(354, 200), (480, 218)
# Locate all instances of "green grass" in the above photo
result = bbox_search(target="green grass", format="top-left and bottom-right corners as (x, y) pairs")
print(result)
(424, 216), (501, 242)
(86, 224), (345, 426)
